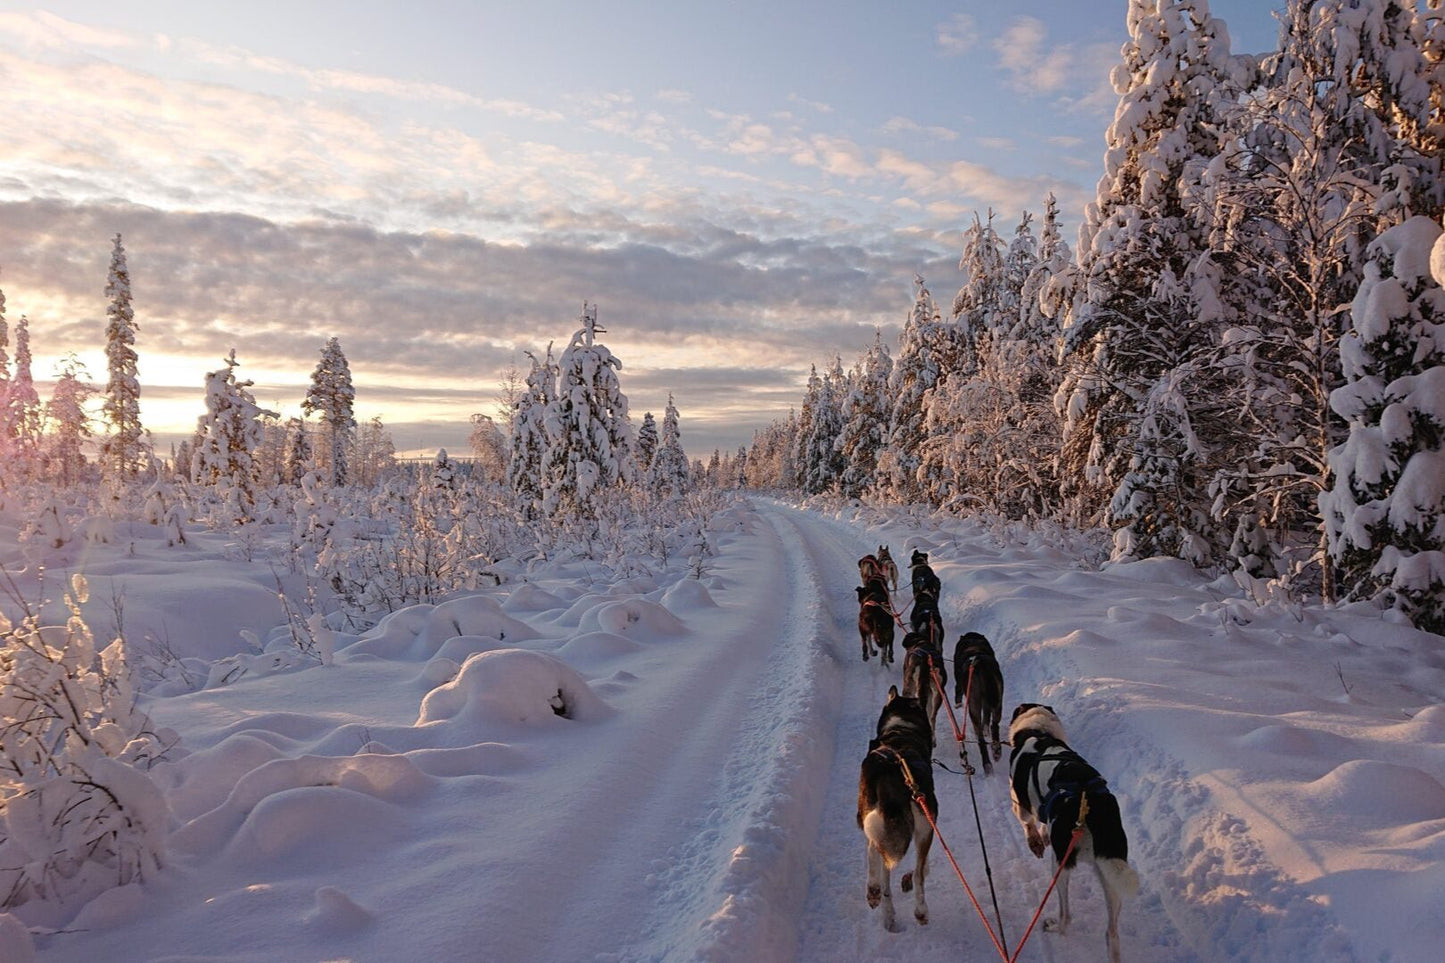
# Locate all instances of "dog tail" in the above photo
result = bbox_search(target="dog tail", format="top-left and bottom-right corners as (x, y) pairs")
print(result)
(1098, 857), (1140, 900)
(862, 804), (913, 870)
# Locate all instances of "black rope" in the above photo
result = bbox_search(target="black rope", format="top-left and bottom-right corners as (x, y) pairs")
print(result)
(963, 761), (1009, 950)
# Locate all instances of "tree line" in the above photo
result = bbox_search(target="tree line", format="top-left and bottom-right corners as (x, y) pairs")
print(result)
(744, 0), (1445, 634)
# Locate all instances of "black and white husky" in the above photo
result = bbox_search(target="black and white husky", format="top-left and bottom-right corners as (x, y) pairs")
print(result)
(1008, 703), (1140, 963)
(858, 686), (937, 932)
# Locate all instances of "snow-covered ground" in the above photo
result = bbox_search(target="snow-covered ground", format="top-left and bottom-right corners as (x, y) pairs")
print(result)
(4, 496), (1443, 962)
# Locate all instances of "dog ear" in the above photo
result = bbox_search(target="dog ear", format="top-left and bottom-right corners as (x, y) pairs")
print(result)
(887, 685), (900, 700)
(1010, 703), (1038, 721)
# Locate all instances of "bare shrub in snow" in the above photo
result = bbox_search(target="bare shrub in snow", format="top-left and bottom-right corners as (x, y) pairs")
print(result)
(0, 574), (171, 910)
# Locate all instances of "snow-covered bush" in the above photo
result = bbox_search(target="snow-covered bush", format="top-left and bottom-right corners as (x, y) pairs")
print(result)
(0, 575), (171, 910)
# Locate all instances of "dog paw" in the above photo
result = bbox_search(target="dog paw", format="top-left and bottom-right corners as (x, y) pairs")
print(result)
(900, 871), (913, 893)
(1028, 837), (1046, 858)
(914, 907), (928, 925)
(866, 885), (880, 908)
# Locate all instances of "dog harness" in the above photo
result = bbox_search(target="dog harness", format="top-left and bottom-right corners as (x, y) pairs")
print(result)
(1012, 733), (1110, 824)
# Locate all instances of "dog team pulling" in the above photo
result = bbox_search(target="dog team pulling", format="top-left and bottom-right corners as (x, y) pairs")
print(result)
(855, 545), (1139, 961)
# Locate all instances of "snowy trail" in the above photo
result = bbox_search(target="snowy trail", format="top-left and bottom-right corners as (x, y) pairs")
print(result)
(756, 501), (1190, 963)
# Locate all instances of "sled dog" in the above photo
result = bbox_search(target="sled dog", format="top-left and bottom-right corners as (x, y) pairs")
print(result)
(877, 545), (899, 592)
(909, 549), (941, 599)
(856, 581), (895, 665)
(1008, 703), (1139, 963)
(909, 591), (944, 649)
(952, 632), (1004, 774)
(858, 686), (937, 932)
(900, 630), (946, 735)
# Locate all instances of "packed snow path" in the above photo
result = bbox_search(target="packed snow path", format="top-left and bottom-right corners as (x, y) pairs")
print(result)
(757, 501), (1186, 963)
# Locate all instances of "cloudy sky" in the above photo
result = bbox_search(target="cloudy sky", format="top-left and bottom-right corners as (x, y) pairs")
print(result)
(0, 0), (1284, 459)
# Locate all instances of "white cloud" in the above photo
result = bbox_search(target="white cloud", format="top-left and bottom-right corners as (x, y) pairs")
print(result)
(880, 116), (959, 142)
(787, 93), (833, 114)
(936, 13), (979, 56)
(993, 16), (1075, 95)
(0, 10), (139, 51)
(977, 136), (1016, 151)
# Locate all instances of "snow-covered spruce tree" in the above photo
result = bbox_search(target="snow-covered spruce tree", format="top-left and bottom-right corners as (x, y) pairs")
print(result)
(778, 409), (800, 489)
(879, 277), (948, 502)
(918, 210), (1015, 508)
(7, 315), (42, 466)
(1322, 216), (1445, 632)
(302, 337), (356, 487)
(541, 304), (634, 517)
(742, 420), (785, 488)
(101, 234), (148, 487)
(636, 411), (659, 477)
(432, 447), (458, 491)
(1002, 195), (1071, 519)
(44, 354), (96, 488)
(791, 365), (820, 490)
(836, 331), (893, 498)
(800, 356), (846, 495)
(1056, 0), (1244, 563)
(1204, 0), (1442, 593)
(647, 393), (689, 497)
(192, 350), (275, 524)
(0, 574), (169, 911)
(282, 417), (312, 486)
(735, 445), (748, 488)
(507, 346), (555, 518)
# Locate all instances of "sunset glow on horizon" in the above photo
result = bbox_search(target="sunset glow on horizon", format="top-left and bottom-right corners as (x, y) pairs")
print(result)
(0, 0), (1285, 458)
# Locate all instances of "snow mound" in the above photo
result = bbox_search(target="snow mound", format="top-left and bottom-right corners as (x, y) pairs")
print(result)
(171, 753), (434, 860)
(416, 596), (538, 650)
(158, 733), (287, 823)
(229, 784), (406, 862)
(399, 743), (531, 778)
(434, 634), (511, 664)
(661, 577), (718, 612)
(345, 595), (537, 660)
(1301, 760), (1445, 825)
(1394, 703), (1445, 740)
(1105, 556), (1202, 585)
(304, 886), (373, 933)
(557, 631), (644, 668)
(578, 598), (687, 640)
(609, 576), (660, 596)
(1236, 724), (1354, 759)
(502, 582), (565, 611)
(68, 884), (144, 931)
(0, 912), (36, 963)
(416, 648), (613, 729)
(418, 656), (460, 686)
